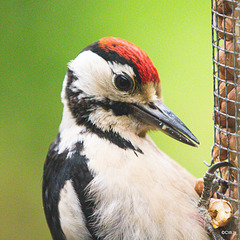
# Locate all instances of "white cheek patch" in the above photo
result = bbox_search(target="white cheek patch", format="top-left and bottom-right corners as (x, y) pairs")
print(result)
(70, 80), (83, 93)
(68, 51), (113, 97)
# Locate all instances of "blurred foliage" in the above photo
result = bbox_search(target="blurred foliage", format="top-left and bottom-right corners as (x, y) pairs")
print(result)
(0, 1), (212, 239)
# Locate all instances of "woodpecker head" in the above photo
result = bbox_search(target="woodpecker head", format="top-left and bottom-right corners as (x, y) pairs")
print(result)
(61, 37), (199, 147)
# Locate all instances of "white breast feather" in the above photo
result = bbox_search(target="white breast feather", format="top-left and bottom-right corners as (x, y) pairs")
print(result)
(82, 134), (209, 240)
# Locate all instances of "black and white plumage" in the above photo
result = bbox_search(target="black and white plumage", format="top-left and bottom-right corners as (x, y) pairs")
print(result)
(42, 37), (209, 240)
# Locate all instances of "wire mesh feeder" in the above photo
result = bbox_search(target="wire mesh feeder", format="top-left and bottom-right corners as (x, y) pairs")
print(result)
(209, 0), (240, 239)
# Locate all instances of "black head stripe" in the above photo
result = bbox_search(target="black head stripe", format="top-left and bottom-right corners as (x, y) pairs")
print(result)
(66, 68), (78, 86)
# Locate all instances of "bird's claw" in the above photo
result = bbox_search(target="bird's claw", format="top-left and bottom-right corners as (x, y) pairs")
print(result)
(198, 162), (232, 240)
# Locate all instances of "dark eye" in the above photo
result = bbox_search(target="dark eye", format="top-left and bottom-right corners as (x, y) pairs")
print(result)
(114, 74), (134, 92)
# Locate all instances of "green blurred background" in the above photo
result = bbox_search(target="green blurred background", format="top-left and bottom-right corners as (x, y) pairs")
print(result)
(1, 1), (212, 239)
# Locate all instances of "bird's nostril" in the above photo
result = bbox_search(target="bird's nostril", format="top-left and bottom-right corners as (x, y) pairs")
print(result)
(148, 102), (157, 109)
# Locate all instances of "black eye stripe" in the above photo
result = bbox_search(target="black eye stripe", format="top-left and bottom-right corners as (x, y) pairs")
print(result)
(114, 74), (134, 92)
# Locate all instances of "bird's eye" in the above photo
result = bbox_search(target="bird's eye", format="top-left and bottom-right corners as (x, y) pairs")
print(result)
(114, 74), (134, 92)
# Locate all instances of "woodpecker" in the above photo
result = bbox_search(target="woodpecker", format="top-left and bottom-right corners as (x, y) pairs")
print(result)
(42, 37), (209, 240)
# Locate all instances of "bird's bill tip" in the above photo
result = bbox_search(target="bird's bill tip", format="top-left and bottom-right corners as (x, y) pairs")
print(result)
(132, 100), (200, 147)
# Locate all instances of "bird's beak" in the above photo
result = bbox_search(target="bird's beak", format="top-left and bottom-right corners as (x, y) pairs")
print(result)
(132, 100), (200, 147)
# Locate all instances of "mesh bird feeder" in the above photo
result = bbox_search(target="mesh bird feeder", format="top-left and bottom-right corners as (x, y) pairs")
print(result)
(211, 0), (240, 239)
